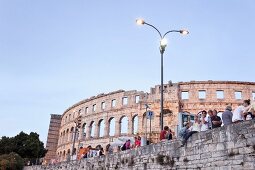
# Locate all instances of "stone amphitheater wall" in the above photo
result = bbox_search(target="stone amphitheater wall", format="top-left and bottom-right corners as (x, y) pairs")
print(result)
(50, 81), (255, 162)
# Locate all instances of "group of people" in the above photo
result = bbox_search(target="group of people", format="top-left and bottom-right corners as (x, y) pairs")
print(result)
(121, 136), (142, 151)
(159, 126), (173, 141)
(223, 99), (255, 124)
(178, 99), (255, 146)
(159, 99), (255, 146)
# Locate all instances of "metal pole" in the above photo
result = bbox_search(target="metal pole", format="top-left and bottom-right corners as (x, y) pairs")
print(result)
(150, 116), (152, 144)
(71, 126), (77, 161)
(145, 106), (148, 143)
(160, 50), (164, 131)
(137, 20), (188, 130)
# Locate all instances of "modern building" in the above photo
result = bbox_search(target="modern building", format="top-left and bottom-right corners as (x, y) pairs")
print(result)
(44, 80), (255, 163)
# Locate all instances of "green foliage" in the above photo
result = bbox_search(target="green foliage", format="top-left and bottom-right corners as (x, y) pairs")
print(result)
(0, 131), (47, 161)
(0, 152), (24, 170)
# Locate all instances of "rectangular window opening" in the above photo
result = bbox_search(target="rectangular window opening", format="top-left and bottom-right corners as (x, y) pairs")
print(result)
(181, 91), (189, 100)
(216, 90), (224, 99)
(122, 97), (128, 105)
(198, 90), (206, 99)
(92, 104), (96, 112)
(235, 91), (242, 100)
(135, 95), (140, 103)
(252, 92), (255, 100)
(112, 99), (116, 107)
(101, 102), (105, 110)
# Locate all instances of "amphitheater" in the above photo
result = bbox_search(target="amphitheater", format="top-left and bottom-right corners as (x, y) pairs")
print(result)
(44, 80), (255, 164)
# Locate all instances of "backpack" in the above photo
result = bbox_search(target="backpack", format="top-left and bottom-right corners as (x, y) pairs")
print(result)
(121, 143), (126, 151)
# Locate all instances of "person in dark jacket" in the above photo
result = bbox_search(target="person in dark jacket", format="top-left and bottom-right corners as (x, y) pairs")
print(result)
(222, 106), (233, 125)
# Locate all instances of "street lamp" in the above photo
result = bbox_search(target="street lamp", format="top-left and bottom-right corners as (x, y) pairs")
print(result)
(136, 18), (189, 130)
(71, 115), (82, 160)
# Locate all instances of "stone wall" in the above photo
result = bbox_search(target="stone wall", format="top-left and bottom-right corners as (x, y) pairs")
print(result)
(45, 81), (255, 164)
(25, 120), (255, 170)
(44, 114), (62, 164)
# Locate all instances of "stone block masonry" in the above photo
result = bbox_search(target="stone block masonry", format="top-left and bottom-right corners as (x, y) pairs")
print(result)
(25, 119), (255, 170)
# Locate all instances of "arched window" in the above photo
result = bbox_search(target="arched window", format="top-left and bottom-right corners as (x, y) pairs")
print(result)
(62, 131), (65, 144)
(120, 116), (128, 134)
(66, 129), (69, 142)
(73, 148), (76, 155)
(59, 151), (62, 161)
(98, 119), (105, 137)
(132, 115), (138, 134)
(63, 150), (66, 160)
(82, 123), (86, 139)
(70, 127), (74, 142)
(90, 121), (95, 137)
(109, 117), (115, 136)
(59, 132), (62, 145)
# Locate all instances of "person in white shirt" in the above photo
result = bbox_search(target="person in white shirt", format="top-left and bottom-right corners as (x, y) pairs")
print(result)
(181, 115), (201, 146)
(232, 105), (244, 123)
(200, 110), (208, 131)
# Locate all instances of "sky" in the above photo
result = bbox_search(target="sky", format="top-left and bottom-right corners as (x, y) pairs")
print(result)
(0, 0), (255, 144)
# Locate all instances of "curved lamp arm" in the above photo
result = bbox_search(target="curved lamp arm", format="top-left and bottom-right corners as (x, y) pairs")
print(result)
(163, 30), (181, 38)
(143, 22), (163, 39)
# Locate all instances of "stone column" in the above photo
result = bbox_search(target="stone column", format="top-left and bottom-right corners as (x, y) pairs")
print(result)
(94, 121), (100, 138)
(115, 118), (120, 136)
(128, 115), (133, 135)
(104, 119), (109, 137)
(79, 126), (83, 140)
(138, 115), (144, 136)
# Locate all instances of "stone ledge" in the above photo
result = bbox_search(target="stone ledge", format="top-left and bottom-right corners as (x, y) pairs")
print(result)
(26, 120), (255, 170)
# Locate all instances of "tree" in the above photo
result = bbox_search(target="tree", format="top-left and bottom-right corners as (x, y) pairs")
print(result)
(0, 131), (47, 163)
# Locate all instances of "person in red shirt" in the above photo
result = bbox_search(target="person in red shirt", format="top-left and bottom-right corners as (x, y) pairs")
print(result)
(135, 136), (141, 147)
(160, 126), (169, 141)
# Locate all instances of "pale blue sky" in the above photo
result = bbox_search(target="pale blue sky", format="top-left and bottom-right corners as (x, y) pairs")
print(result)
(0, 0), (254, 143)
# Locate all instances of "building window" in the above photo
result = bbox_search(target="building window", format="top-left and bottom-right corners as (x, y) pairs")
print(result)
(181, 91), (189, 100)
(92, 104), (96, 112)
(101, 102), (105, 110)
(120, 116), (128, 134)
(65, 116), (67, 123)
(132, 115), (138, 134)
(90, 122), (95, 137)
(69, 114), (71, 121)
(135, 95), (140, 103)
(98, 119), (105, 137)
(82, 123), (86, 139)
(216, 90), (224, 99)
(109, 117), (115, 136)
(235, 91), (242, 100)
(85, 107), (88, 114)
(112, 99), (116, 107)
(253, 92), (255, 100)
(198, 90), (206, 99)
(122, 97), (128, 105)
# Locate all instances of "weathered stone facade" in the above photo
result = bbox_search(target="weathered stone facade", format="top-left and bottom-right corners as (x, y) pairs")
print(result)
(44, 114), (62, 163)
(44, 81), (255, 163)
(26, 119), (255, 169)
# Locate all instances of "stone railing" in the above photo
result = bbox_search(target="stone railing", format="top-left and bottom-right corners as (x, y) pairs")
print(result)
(24, 120), (255, 170)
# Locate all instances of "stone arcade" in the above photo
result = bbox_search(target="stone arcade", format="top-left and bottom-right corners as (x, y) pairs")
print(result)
(44, 81), (255, 164)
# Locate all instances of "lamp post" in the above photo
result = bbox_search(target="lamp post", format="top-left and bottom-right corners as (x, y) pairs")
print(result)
(136, 19), (189, 130)
(144, 104), (150, 143)
(71, 115), (82, 160)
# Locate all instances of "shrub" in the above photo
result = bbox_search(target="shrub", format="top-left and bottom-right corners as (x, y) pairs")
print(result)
(0, 152), (24, 170)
